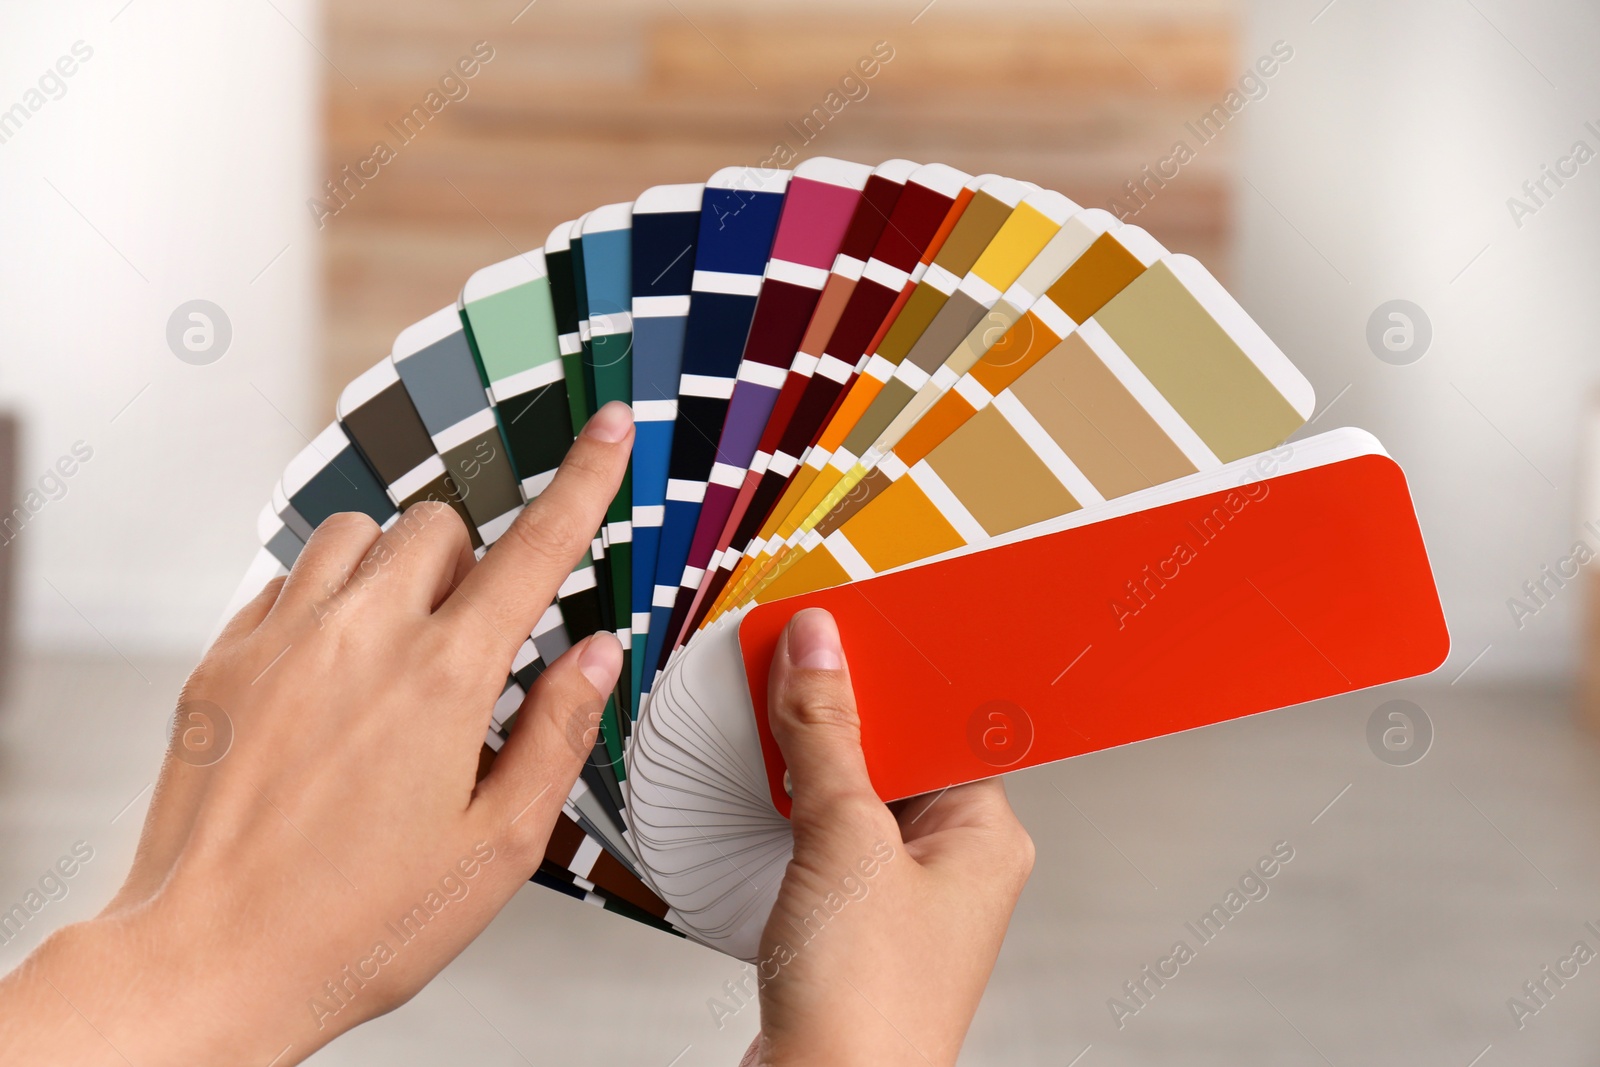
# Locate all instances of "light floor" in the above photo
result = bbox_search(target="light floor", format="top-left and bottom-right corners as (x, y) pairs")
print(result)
(2, 654), (1598, 1066)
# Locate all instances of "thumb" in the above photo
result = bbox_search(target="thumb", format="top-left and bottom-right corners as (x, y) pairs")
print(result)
(767, 609), (882, 827)
(475, 632), (622, 861)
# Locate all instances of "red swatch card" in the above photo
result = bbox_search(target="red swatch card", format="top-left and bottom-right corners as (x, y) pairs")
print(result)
(740, 443), (1449, 816)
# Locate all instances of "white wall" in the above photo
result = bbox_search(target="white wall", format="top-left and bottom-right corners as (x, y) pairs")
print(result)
(1241, 0), (1600, 680)
(0, 1), (318, 658)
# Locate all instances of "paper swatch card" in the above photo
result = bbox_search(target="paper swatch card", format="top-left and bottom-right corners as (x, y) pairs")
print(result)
(739, 431), (1449, 813)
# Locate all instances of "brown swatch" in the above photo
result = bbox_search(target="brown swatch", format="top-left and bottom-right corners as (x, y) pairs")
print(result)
(341, 381), (436, 484)
(924, 404), (1080, 536)
(1007, 333), (1198, 500)
(1051, 231), (1149, 326)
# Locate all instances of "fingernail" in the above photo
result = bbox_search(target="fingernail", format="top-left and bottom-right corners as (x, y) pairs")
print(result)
(583, 401), (633, 443)
(578, 633), (623, 693)
(786, 608), (843, 671)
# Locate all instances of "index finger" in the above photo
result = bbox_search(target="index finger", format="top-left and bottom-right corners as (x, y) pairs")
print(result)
(438, 401), (633, 648)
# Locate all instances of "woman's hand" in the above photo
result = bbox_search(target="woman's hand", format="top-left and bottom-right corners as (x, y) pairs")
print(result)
(750, 608), (1035, 1067)
(0, 402), (635, 1066)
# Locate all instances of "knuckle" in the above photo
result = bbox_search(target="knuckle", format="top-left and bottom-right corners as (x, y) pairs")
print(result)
(401, 499), (465, 539)
(982, 815), (1035, 884)
(177, 667), (215, 706)
(780, 690), (860, 733)
(442, 601), (520, 667)
(1007, 824), (1037, 880)
(550, 688), (607, 760)
(438, 620), (499, 676)
(404, 498), (454, 521)
(227, 576), (288, 639)
(504, 499), (587, 567)
(316, 511), (381, 539)
(404, 502), (472, 560)
(502, 812), (553, 862)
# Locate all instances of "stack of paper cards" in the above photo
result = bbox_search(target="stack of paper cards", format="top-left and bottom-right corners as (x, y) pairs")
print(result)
(228, 158), (1451, 960)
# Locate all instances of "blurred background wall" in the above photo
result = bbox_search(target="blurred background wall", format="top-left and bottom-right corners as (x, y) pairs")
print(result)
(0, 0), (318, 658)
(1241, 0), (1600, 681)
(320, 0), (1239, 411)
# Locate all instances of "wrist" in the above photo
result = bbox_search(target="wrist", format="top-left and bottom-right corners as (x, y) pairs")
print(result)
(1, 917), (193, 1065)
(0, 923), (100, 1063)
(4, 910), (313, 1067)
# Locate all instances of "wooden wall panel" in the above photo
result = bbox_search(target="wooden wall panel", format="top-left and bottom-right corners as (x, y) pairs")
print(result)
(321, 0), (1240, 407)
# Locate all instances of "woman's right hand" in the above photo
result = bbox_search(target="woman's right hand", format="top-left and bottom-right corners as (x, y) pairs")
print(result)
(750, 607), (1035, 1066)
